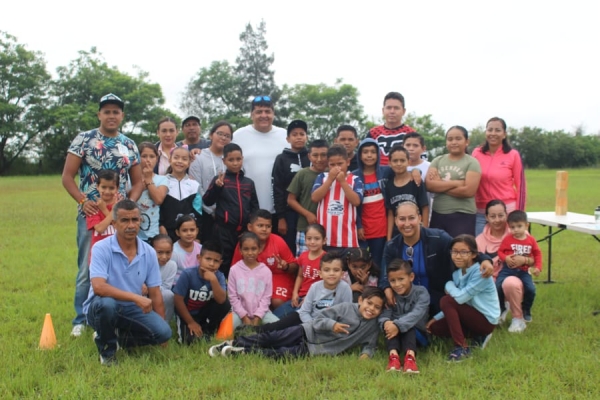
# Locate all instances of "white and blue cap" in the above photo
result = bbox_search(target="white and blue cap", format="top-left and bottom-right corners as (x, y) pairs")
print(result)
(99, 93), (124, 111)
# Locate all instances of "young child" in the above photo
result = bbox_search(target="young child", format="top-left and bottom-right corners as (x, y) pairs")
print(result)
(311, 144), (364, 251)
(159, 146), (202, 243)
(334, 125), (360, 171)
(151, 234), (177, 322)
(170, 215), (202, 285)
(426, 235), (500, 362)
(497, 210), (542, 331)
(137, 143), (168, 242)
(173, 241), (230, 344)
(287, 139), (329, 256)
(203, 143), (259, 277)
(404, 133), (430, 179)
(209, 286), (385, 359)
(87, 169), (119, 254)
(272, 120), (310, 256)
(258, 250), (352, 332)
(231, 209), (298, 311)
(188, 120), (233, 243)
(385, 145), (429, 240)
(379, 259), (430, 374)
(228, 232), (279, 329)
(343, 248), (381, 302)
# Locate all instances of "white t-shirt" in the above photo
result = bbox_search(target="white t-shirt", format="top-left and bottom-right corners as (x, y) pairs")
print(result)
(232, 124), (289, 213)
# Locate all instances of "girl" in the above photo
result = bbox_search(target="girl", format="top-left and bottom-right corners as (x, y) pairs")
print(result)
(170, 215), (202, 285)
(426, 234), (500, 362)
(189, 121), (233, 243)
(159, 146), (202, 243)
(227, 232), (279, 329)
(154, 117), (179, 175)
(427, 126), (481, 237)
(136, 142), (168, 242)
(150, 234), (177, 321)
(384, 144), (429, 241)
(472, 117), (526, 236)
(343, 247), (381, 302)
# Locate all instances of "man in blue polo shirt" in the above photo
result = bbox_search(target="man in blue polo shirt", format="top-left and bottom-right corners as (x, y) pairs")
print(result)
(84, 199), (171, 366)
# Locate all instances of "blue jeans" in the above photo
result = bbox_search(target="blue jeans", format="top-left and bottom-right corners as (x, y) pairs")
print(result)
(86, 297), (172, 359)
(73, 214), (92, 326)
(496, 266), (536, 313)
(273, 299), (302, 318)
(475, 213), (487, 237)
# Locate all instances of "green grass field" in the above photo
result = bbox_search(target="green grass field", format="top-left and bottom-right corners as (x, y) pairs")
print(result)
(0, 170), (599, 399)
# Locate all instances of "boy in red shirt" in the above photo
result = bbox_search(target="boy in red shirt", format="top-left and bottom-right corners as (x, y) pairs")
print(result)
(86, 169), (119, 259)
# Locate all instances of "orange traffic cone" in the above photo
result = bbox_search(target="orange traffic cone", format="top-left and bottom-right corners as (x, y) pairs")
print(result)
(39, 313), (57, 350)
(215, 312), (234, 340)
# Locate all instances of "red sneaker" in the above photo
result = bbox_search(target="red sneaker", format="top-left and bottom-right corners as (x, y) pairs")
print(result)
(386, 354), (401, 372)
(403, 353), (419, 374)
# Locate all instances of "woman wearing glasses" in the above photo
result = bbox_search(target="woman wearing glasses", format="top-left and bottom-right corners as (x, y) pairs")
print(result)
(189, 121), (233, 243)
(382, 201), (493, 316)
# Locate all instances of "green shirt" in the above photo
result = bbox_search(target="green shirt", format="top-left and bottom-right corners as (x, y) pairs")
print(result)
(287, 167), (319, 232)
(430, 154), (481, 214)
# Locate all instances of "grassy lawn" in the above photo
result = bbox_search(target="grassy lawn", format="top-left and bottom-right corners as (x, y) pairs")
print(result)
(0, 169), (599, 399)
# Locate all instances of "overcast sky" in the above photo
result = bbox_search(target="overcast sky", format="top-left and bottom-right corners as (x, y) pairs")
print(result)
(3, 1), (599, 134)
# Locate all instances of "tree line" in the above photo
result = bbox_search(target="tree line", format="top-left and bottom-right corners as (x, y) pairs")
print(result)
(1, 22), (599, 176)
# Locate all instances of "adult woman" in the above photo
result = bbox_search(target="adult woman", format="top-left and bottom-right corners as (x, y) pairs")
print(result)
(154, 117), (179, 175)
(382, 201), (493, 316)
(475, 200), (528, 333)
(188, 121), (233, 242)
(472, 117), (526, 236)
(426, 126), (481, 237)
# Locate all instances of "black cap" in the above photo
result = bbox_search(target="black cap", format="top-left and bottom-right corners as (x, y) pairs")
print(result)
(287, 120), (308, 135)
(99, 93), (124, 111)
(182, 116), (201, 127)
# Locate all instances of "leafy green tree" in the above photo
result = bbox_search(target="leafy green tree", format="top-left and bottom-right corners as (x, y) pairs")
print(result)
(0, 31), (52, 175)
(403, 113), (446, 159)
(283, 80), (367, 143)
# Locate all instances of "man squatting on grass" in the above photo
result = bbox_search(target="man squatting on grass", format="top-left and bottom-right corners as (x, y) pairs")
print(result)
(84, 199), (171, 366)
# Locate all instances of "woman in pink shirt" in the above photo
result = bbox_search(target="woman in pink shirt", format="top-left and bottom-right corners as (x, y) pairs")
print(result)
(472, 117), (526, 236)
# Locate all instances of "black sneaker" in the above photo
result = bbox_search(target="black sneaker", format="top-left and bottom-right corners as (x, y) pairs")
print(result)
(523, 311), (532, 322)
(472, 333), (492, 349)
(100, 354), (118, 366)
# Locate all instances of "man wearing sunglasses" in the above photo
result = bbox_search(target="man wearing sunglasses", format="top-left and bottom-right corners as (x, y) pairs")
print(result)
(232, 95), (289, 234)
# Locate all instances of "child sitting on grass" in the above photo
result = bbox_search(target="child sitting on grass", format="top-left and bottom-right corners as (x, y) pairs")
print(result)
(209, 287), (385, 359)
(378, 259), (430, 374)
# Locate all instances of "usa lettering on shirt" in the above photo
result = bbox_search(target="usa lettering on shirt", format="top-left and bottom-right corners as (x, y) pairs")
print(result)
(510, 244), (532, 255)
(188, 287), (213, 302)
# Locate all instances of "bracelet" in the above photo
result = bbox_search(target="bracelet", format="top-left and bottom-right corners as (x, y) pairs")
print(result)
(79, 197), (87, 205)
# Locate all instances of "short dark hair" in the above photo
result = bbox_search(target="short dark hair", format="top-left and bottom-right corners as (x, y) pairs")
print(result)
(384, 92), (406, 108)
(251, 95), (274, 112)
(320, 251), (344, 269)
(112, 199), (139, 219)
(308, 139), (329, 152)
(336, 125), (358, 138)
(507, 210), (528, 224)
(327, 144), (348, 160)
(360, 286), (386, 302)
(404, 132), (425, 147)
(201, 241), (223, 255)
(389, 144), (409, 160)
(249, 209), (272, 224)
(387, 258), (413, 275)
(97, 169), (119, 186)
(223, 143), (242, 158)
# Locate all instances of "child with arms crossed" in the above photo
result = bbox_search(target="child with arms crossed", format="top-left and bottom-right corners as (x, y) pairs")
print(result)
(87, 169), (120, 255)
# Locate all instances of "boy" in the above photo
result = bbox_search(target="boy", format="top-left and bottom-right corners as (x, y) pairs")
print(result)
(497, 210), (542, 332)
(404, 133), (433, 222)
(272, 120), (310, 256)
(311, 145), (364, 250)
(352, 138), (391, 268)
(287, 139), (329, 255)
(367, 92), (416, 166)
(86, 169), (119, 254)
(209, 287), (385, 359)
(230, 209), (298, 311)
(334, 125), (360, 171)
(378, 259), (430, 374)
(173, 241), (230, 344)
(203, 143), (259, 277)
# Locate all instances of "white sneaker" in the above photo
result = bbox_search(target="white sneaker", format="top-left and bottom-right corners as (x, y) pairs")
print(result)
(71, 324), (85, 337)
(208, 341), (232, 357)
(508, 318), (526, 333)
(221, 345), (245, 357)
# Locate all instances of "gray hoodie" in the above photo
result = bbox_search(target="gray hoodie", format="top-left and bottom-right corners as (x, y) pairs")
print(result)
(378, 285), (430, 332)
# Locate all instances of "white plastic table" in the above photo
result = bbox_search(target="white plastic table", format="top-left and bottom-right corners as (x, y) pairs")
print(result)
(527, 212), (600, 283)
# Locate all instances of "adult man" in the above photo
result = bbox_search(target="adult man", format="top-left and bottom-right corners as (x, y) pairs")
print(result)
(232, 96), (289, 231)
(367, 92), (416, 166)
(84, 199), (172, 365)
(62, 93), (143, 337)
(177, 116), (210, 156)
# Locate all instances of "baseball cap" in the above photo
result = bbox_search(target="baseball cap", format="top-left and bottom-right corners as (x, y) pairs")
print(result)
(287, 120), (308, 135)
(182, 116), (201, 127)
(99, 93), (124, 111)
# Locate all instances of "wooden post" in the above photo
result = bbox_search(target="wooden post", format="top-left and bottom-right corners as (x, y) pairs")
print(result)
(555, 171), (568, 215)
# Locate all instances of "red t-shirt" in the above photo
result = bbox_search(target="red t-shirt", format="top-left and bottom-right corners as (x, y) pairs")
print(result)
(87, 204), (115, 263)
(297, 251), (324, 297)
(232, 234), (297, 301)
(360, 173), (387, 239)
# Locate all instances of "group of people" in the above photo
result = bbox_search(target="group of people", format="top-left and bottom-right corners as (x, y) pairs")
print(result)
(62, 91), (541, 370)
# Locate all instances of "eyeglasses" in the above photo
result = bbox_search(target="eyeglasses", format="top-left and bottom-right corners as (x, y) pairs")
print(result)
(252, 95), (271, 103)
(450, 250), (472, 257)
(215, 131), (232, 139)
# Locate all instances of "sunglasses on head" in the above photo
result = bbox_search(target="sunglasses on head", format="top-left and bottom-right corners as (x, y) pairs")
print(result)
(252, 95), (271, 103)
